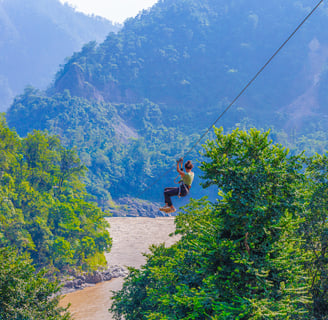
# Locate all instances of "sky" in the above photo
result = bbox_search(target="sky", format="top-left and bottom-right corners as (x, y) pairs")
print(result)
(59, 0), (159, 24)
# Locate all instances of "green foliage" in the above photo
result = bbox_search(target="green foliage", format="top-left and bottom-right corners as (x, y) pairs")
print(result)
(0, 247), (71, 320)
(7, 90), (200, 204)
(301, 153), (328, 319)
(52, 0), (328, 132)
(0, 114), (111, 272)
(6, 0), (328, 207)
(111, 128), (326, 319)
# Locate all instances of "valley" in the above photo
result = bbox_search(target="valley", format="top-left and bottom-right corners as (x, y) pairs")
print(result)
(60, 217), (179, 319)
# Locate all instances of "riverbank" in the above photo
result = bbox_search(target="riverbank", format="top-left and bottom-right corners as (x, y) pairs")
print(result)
(59, 265), (128, 295)
(60, 217), (179, 319)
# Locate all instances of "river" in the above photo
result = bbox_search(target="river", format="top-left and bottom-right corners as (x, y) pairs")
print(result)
(60, 217), (179, 319)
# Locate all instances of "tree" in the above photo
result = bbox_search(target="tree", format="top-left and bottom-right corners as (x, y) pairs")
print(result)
(0, 247), (71, 320)
(302, 153), (328, 319)
(58, 148), (85, 193)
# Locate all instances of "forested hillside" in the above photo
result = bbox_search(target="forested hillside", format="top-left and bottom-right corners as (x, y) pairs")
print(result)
(0, 0), (120, 111)
(0, 115), (111, 272)
(51, 0), (328, 132)
(7, 88), (200, 205)
(0, 114), (113, 317)
(6, 0), (328, 209)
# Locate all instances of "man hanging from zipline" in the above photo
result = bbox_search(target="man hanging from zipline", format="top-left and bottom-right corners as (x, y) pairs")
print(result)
(159, 158), (194, 214)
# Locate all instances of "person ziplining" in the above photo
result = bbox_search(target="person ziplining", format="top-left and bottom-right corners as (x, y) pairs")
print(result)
(159, 159), (194, 214)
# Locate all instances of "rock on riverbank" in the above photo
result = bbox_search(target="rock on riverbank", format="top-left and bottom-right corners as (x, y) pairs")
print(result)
(60, 266), (128, 295)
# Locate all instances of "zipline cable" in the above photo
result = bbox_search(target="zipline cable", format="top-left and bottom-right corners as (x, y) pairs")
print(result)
(139, 0), (324, 196)
(182, 0), (324, 161)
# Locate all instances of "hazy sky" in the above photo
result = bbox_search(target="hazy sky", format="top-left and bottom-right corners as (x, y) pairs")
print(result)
(59, 0), (159, 23)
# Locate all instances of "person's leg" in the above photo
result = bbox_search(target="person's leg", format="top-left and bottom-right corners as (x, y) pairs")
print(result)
(165, 187), (179, 213)
(160, 187), (179, 212)
(164, 187), (178, 206)
(159, 188), (172, 212)
(159, 188), (172, 211)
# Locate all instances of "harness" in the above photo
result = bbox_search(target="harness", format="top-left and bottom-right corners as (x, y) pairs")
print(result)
(174, 175), (190, 198)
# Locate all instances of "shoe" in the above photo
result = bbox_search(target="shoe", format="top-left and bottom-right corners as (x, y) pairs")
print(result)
(167, 207), (176, 214)
(159, 206), (170, 212)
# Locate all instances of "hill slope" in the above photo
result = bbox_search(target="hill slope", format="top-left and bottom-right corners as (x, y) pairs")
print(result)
(0, 0), (120, 111)
(7, 0), (328, 209)
(52, 0), (328, 131)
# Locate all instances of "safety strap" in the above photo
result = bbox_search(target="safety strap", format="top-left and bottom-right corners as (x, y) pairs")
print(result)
(174, 175), (181, 184)
(178, 181), (189, 198)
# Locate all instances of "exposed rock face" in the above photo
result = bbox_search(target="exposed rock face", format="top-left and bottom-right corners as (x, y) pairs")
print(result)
(101, 81), (141, 104)
(110, 197), (171, 217)
(55, 63), (104, 101)
(55, 65), (141, 104)
(84, 271), (104, 284)
(61, 266), (128, 295)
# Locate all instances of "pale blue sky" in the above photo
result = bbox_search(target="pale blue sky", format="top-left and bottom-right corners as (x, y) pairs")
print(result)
(59, 0), (159, 23)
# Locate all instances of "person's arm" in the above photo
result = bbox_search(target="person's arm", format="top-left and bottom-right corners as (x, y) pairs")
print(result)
(177, 159), (185, 177)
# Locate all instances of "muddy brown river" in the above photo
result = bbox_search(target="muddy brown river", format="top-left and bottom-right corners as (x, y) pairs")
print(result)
(60, 217), (179, 319)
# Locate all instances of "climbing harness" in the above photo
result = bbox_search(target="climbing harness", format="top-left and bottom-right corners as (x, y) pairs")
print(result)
(178, 181), (190, 198)
(138, 0), (324, 197)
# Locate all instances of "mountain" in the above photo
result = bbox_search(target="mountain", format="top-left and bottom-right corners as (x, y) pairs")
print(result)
(7, 0), (328, 209)
(0, 0), (121, 111)
(51, 0), (328, 132)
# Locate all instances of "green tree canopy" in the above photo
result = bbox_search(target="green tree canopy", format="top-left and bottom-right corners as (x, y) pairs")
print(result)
(0, 247), (70, 320)
(0, 114), (111, 272)
(111, 128), (328, 319)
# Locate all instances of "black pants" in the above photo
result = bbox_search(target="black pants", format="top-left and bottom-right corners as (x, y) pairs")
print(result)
(164, 184), (188, 207)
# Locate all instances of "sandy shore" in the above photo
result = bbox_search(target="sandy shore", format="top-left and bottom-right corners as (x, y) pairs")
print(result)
(60, 217), (179, 320)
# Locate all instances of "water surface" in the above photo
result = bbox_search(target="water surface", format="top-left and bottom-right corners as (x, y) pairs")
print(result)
(60, 217), (178, 319)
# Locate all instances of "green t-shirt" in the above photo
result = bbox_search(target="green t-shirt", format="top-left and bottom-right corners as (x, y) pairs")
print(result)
(182, 172), (194, 186)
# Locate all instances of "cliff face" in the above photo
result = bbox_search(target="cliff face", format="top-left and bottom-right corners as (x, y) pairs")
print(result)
(54, 63), (105, 102)
(54, 64), (141, 104)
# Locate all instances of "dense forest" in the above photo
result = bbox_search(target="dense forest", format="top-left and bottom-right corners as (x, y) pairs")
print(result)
(51, 0), (328, 131)
(0, 0), (120, 111)
(0, 115), (111, 272)
(6, 88), (202, 205)
(0, 247), (71, 319)
(111, 128), (328, 319)
(0, 115), (113, 318)
(6, 0), (328, 209)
